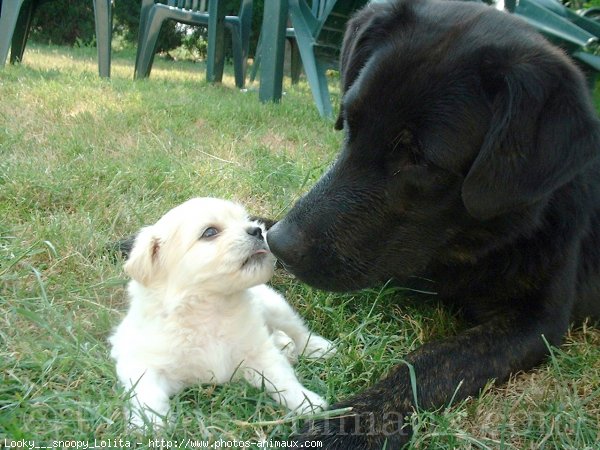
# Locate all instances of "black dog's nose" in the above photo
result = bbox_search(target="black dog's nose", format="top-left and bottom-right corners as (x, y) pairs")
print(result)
(246, 226), (263, 240)
(266, 221), (304, 267)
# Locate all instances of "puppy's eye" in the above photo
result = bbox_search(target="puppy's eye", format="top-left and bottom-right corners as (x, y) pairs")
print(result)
(200, 227), (219, 239)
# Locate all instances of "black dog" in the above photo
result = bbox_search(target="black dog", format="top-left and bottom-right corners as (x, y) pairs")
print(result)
(266, 0), (600, 448)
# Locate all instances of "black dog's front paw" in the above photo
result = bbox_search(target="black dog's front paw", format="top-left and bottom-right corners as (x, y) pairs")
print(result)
(292, 409), (411, 450)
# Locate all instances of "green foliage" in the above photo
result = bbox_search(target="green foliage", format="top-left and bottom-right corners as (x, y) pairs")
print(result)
(182, 29), (209, 60)
(27, 0), (183, 51)
(30, 0), (96, 46)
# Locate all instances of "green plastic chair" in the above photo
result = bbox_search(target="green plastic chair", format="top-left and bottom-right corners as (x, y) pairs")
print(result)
(249, 23), (302, 85)
(0, 0), (113, 77)
(511, 0), (598, 49)
(508, 0), (600, 86)
(135, 0), (253, 88)
(249, 1), (326, 85)
(578, 7), (600, 23)
(287, 0), (369, 118)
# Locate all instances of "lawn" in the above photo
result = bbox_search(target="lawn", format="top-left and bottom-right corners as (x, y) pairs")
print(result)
(1, 45), (599, 449)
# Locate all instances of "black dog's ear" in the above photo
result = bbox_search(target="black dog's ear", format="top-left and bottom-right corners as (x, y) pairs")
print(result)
(335, 8), (377, 130)
(115, 234), (137, 259)
(461, 46), (600, 220)
(335, 2), (400, 130)
(250, 216), (277, 230)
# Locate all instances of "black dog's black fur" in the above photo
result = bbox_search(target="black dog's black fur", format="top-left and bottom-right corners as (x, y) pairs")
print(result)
(266, 0), (600, 448)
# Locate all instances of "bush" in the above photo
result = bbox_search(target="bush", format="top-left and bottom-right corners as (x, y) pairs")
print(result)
(28, 0), (183, 52)
(30, 0), (96, 46)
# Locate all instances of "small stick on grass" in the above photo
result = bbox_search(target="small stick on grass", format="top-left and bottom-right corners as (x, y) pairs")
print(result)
(233, 407), (354, 427)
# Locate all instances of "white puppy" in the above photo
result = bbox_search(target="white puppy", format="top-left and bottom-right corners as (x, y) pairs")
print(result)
(110, 197), (335, 428)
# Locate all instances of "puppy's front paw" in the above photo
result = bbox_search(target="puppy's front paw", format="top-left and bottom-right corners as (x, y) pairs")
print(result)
(302, 335), (336, 360)
(127, 413), (146, 431)
(126, 408), (166, 431)
(285, 389), (328, 415)
(272, 330), (298, 364)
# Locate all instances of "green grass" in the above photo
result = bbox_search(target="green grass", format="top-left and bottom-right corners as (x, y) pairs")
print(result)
(1, 44), (599, 449)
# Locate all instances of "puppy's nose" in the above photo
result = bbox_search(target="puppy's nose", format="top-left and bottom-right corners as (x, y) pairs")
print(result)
(266, 221), (304, 267)
(246, 226), (263, 240)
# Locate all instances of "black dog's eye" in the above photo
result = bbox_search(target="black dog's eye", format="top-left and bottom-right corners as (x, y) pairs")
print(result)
(386, 129), (424, 173)
(200, 227), (219, 239)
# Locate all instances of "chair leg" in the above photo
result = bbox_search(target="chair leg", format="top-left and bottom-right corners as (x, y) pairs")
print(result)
(10, 0), (36, 64)
(135, 6), (169, 79)
(93, 0), (112, 78)
(239, 0), (252, 67)
(290, 31), (332, 117)
(134, 0), (156, 78)
(288, 0), (333, 116)
(258, 0), (288, 102)
(249, 31), (262, 83)
(0, 0), (27, 66)
(229, 25), (245, 88)
(315, 59), (332, 117)
(207, 0), (226, 84)
(251, 34), (301, 85)
(296, 42), (332, 117)
(289, 39), (301, 84)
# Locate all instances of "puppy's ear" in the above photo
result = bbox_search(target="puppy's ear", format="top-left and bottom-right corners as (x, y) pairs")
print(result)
(335, 2), (402, 130)
(461, 46), (600, 220)
(124, 226), (162, 286)
(249, 216), (277, 231)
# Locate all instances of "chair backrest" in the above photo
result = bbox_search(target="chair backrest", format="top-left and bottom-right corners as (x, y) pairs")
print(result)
(314, 0), (369, 66)
(514, 0), (598, 50)
(165, 0), (251, 18)
(167, 0), (207, 12)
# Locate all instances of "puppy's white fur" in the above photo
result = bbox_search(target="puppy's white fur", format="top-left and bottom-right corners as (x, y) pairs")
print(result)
(110, 198), (334, 428)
